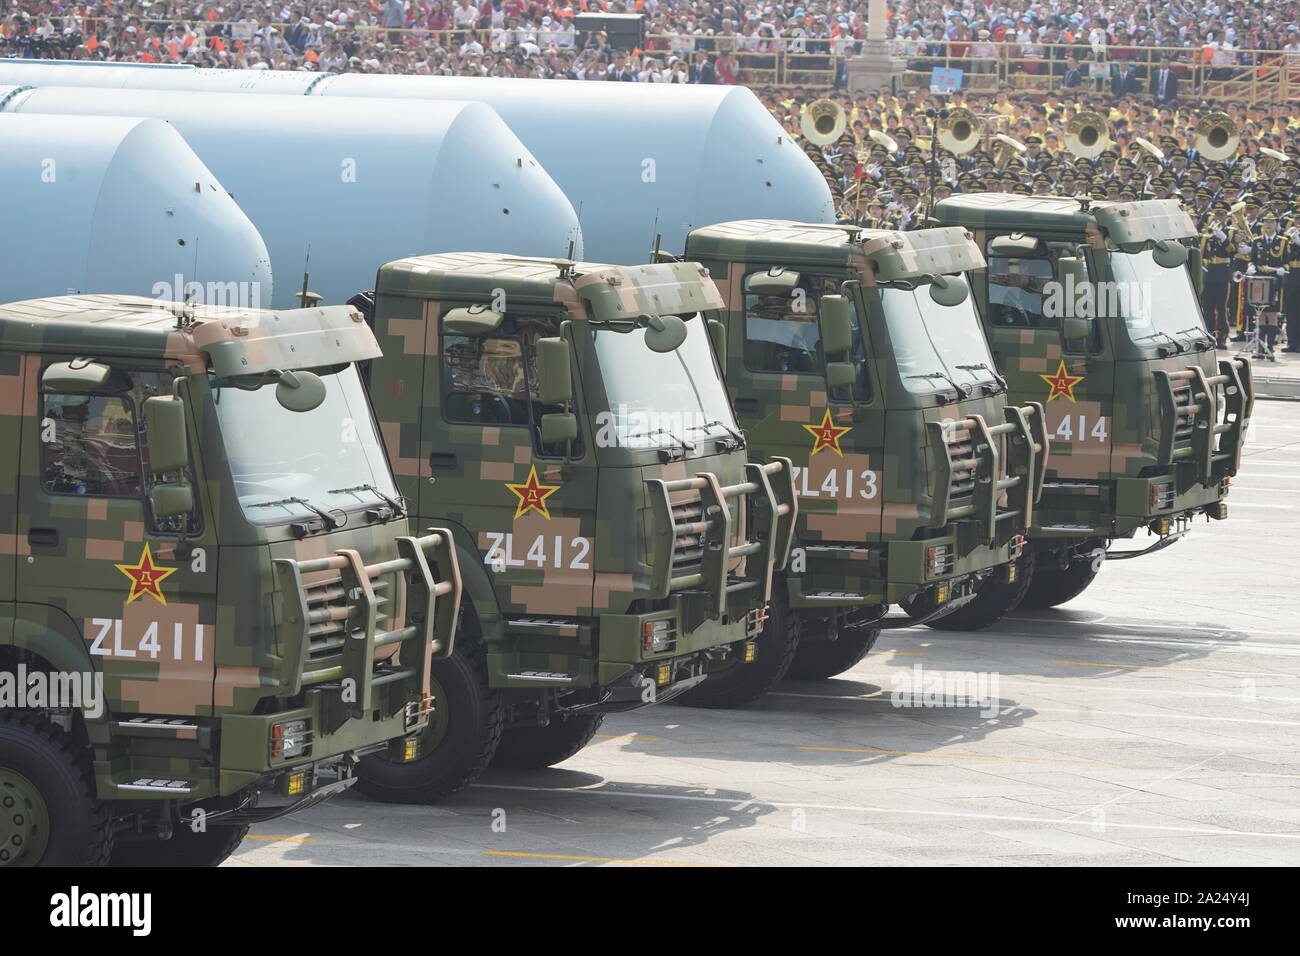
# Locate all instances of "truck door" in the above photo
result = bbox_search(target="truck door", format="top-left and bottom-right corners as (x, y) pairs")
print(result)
(729, 269), (882, 546)
(425, 313), (597, 618)
(15, 364), (219, 718)
(982, 241), (1116, 484)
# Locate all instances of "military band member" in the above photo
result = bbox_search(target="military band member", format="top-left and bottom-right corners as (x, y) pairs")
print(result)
(1200, 198), (1236, 346)
(1248, 212), (1287, 359)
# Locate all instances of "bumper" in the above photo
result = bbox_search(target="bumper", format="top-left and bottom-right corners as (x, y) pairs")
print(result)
(783, 533), (1019, 608)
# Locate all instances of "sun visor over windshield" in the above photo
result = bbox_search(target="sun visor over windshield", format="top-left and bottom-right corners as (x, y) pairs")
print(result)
(192, 305), (381, 377)
(860, 226), (986, 282)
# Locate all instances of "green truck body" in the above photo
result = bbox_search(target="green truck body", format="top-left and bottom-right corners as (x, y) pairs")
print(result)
(0, 294), (461, 866)
(355, 253), (795, 798)
(931, 194), (1252, 604)
(681, 220), (1048, 671)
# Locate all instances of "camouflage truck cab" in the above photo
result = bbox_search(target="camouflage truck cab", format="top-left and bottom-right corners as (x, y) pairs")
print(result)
(932, 194), (1252, 608)
(355, 252), (795, 799)
(0, 295), (461, 867)
(683, 220), (1048, 677)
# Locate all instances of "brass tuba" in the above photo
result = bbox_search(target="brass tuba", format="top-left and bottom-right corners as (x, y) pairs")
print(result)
(992, 132), (1027, 169)
(800, 98), (847, 147)
(1258, 147), (1290, 181)
(937, 107), (983, 155)
(1064, 110), (1112, 159)
(1195, 112), (1239, 161)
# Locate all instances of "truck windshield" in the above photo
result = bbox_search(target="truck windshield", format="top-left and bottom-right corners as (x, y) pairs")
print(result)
(1109, 248), (1208, 346)
(880, 285), (1001, 395)
(213, 365), (399, 525)
(591, 314), (738, 449)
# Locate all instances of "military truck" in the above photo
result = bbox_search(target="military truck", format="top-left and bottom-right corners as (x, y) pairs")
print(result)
(931, 194), (1252, 607)
(0, 295), (461, 866)
(350, 253), (796, 801)
(675, 221), (1048, 685)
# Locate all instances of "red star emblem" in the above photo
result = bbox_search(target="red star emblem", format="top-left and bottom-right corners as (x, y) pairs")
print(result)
(506, 465), (560, 519)
(115, 543), (178, 605)
(802, 409), (852, 456)
(1040, 360), (1084, 403)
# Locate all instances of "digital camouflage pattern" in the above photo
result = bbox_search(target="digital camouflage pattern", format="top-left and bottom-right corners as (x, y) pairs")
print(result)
(365, 253), (794, 704)
(684, 221), (1046, 613)
(931, 195), (1252, 548)
(0, 294), (460, 808)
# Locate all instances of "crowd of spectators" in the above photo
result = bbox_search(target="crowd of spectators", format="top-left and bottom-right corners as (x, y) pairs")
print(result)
(4, 0), (1300, 81)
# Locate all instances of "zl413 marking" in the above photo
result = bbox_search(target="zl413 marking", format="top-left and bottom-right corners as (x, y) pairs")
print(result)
(790, 465), (880, 500)
(483, 532), (593, 571)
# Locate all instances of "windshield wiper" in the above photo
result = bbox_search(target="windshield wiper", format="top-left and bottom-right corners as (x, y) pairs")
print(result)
(955, 362), (1007, 391)
(683, 419), (745, 449)
(623, 426), (696, 457)
(1132, 330), (1181, 354)
(328, 483), (407, 519)
(248, 496), (341, 531)
(1171, 326), (1214, 349)
(906, 371), (969, 402)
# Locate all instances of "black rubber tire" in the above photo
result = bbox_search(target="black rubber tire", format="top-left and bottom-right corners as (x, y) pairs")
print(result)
(922, 553), (1035, 631)
(1020, 553), (1101, 609)
(491, 713), (605, 770)
(355, 610), (504, 803)
(675, 594), (798, 709)
(0, 711), (113, 867)
(785, 626), (881, 680)
(109, 823), (249, 867)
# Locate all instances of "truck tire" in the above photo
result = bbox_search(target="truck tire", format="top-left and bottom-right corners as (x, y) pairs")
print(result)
(491, 713), (605, 770)
(674, 594), (798, 709)
(356, 610), (504, 803)
(1020, 554), (1100, 609)
(109, 823), (249, 867)
(0, 711), (113, 867)
(785, 626), (881, 680)
(919, 553), (1034, 631)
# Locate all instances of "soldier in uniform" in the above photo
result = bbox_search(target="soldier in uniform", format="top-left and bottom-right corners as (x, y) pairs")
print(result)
(1248, 211), (1287, 359)
(1228, 196), (1255, 341)
(1200, 197), (1236, 346)
(1285, 207), (1300, 352)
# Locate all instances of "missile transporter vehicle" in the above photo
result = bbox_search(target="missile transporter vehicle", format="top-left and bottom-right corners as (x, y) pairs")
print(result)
(932, 195), (1252, 608)
(0, 295), (461, 866)
(352, 253), (796, 800)
(677, 221), (1048, 688)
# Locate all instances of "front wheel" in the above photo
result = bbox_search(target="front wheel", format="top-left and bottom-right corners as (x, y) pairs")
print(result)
(109, 823), (249, 868)
(785, 626), (881, 681)
(491, 714), (605, 770)
(356, 609), (504, 803)
(0, 712), (113, 867)
(675, 594), (798, 709)
(1020, 545), (1104, 609)
(915, 554), (1034, 631)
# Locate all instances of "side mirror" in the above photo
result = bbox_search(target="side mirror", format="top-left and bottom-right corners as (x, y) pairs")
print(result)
(989, 234), (1041, 257)
(1186, 246), (1205, 294)
(1055, 255), (1087, 290)
(820, 295), (853, 357)
(928, 274), (969, 307)
(1152, 239), (1189, 269)
(150, 484), (194, 518)
(642, 314), (688, 353)
(707, 318), (727, 367)
(536, 337), (573, 405)
(443, 305), (504, 336)
(825, 361), (856, 389)
(143, 396), (190, 473)
(42, 359), (110, 393)
(747, 269), (802, 296)
(275, 370), (327, 412)
(1063, 316), (1093, 342)
(540, 412), (578, 444)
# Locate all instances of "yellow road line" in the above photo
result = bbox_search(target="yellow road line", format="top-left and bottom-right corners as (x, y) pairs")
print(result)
(796, 745), (1126, 768)
(245, 835), (319, 843)
(1055, 660), (1291, 677)
(483, 850), (714, 866)
(593, 733), (663, 741)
